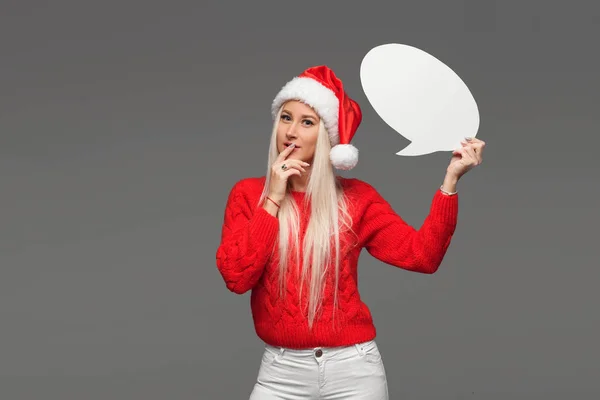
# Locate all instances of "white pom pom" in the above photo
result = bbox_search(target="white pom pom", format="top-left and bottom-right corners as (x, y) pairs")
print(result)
(330, 144), (359, 170)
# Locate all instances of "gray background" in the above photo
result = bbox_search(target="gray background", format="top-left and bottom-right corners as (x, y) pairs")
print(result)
(1, 1), (598, 399)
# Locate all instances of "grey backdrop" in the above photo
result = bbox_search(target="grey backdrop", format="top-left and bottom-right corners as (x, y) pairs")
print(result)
(1, 1), (599, 399)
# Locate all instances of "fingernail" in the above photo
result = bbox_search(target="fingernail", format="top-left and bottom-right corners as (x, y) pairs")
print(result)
(464, 137), (472, 141)
(290, 143), (295, 147)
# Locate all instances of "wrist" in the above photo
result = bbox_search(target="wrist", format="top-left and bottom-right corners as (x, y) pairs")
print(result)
(267, 193), (285, 204)
(263, 197), (280, 216)
(441, 173), (459, 194)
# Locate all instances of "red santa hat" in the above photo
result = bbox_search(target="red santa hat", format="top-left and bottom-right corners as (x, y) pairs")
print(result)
(271, 65), (363, 170)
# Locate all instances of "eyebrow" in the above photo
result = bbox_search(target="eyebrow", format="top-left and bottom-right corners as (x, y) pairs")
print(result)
(282, 110), (318, 120)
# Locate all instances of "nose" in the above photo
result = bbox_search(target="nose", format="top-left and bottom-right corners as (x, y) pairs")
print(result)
(285, 126), (298, 140)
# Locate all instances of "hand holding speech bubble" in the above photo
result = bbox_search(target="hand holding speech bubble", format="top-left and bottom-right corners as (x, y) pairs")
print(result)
(360, 43), (480, 156)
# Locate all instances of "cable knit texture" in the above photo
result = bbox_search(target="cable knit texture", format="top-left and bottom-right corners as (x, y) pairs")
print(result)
(216, 176), (458, 349)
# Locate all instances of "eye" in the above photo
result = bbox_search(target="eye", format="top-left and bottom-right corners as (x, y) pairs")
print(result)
(303, 119), (314, 126)
(280, 114), (291, 121)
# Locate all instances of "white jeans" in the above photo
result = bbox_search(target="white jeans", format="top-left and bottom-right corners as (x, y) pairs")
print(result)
(249, 340), (389, 399)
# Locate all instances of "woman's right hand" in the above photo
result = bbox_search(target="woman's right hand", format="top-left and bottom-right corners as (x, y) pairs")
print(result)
(268, 144), (310, 203)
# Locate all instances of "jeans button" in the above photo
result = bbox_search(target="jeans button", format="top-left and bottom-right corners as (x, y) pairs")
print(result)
(315, 349), (323, 357)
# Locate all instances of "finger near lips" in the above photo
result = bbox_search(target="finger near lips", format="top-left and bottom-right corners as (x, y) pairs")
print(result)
(278, 160), (307, 173)
(280, 165), (302, 177)
(276, 143), (297, 161)
(285, 169), (302, 177)
(281, 159), (308, 168)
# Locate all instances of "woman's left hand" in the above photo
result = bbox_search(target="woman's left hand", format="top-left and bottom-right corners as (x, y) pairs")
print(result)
(446, 137), (485, 180)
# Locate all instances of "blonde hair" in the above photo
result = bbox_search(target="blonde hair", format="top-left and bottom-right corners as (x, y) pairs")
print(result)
(259, 105), (354, 328)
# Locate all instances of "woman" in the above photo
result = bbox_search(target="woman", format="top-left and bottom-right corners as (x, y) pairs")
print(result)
(216, 65), (485, 399)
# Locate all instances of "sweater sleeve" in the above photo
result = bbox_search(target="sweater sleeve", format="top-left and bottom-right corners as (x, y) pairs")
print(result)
(215, 181), (279, 294)
(358, 183), (458, 274)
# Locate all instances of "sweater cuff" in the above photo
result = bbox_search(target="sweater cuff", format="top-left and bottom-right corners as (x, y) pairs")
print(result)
(430, 189), (459, 225)
(249, 207), (279, 247)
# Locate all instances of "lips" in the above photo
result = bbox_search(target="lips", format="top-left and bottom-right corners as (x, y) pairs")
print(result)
(285, 142), (300, 148)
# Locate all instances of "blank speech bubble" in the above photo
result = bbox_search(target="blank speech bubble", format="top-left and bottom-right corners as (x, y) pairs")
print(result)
(360, 43), (480, 156)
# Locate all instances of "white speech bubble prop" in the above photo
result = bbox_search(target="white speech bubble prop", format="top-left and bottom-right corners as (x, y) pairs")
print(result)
(360, 43), (480, 156)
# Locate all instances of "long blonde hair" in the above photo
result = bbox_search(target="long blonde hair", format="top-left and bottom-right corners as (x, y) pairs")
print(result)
(259, 105), (354, 328)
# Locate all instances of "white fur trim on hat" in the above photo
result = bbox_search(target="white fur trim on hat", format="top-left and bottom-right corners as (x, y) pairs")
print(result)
(271, 76), (340, 145)
(330, 144), (358, 170)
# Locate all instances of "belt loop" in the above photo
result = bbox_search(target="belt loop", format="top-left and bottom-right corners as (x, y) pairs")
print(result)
(355, 343), (365, 356)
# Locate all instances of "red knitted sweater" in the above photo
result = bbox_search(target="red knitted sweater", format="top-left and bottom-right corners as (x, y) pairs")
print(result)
(216, 176), (458, 349)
